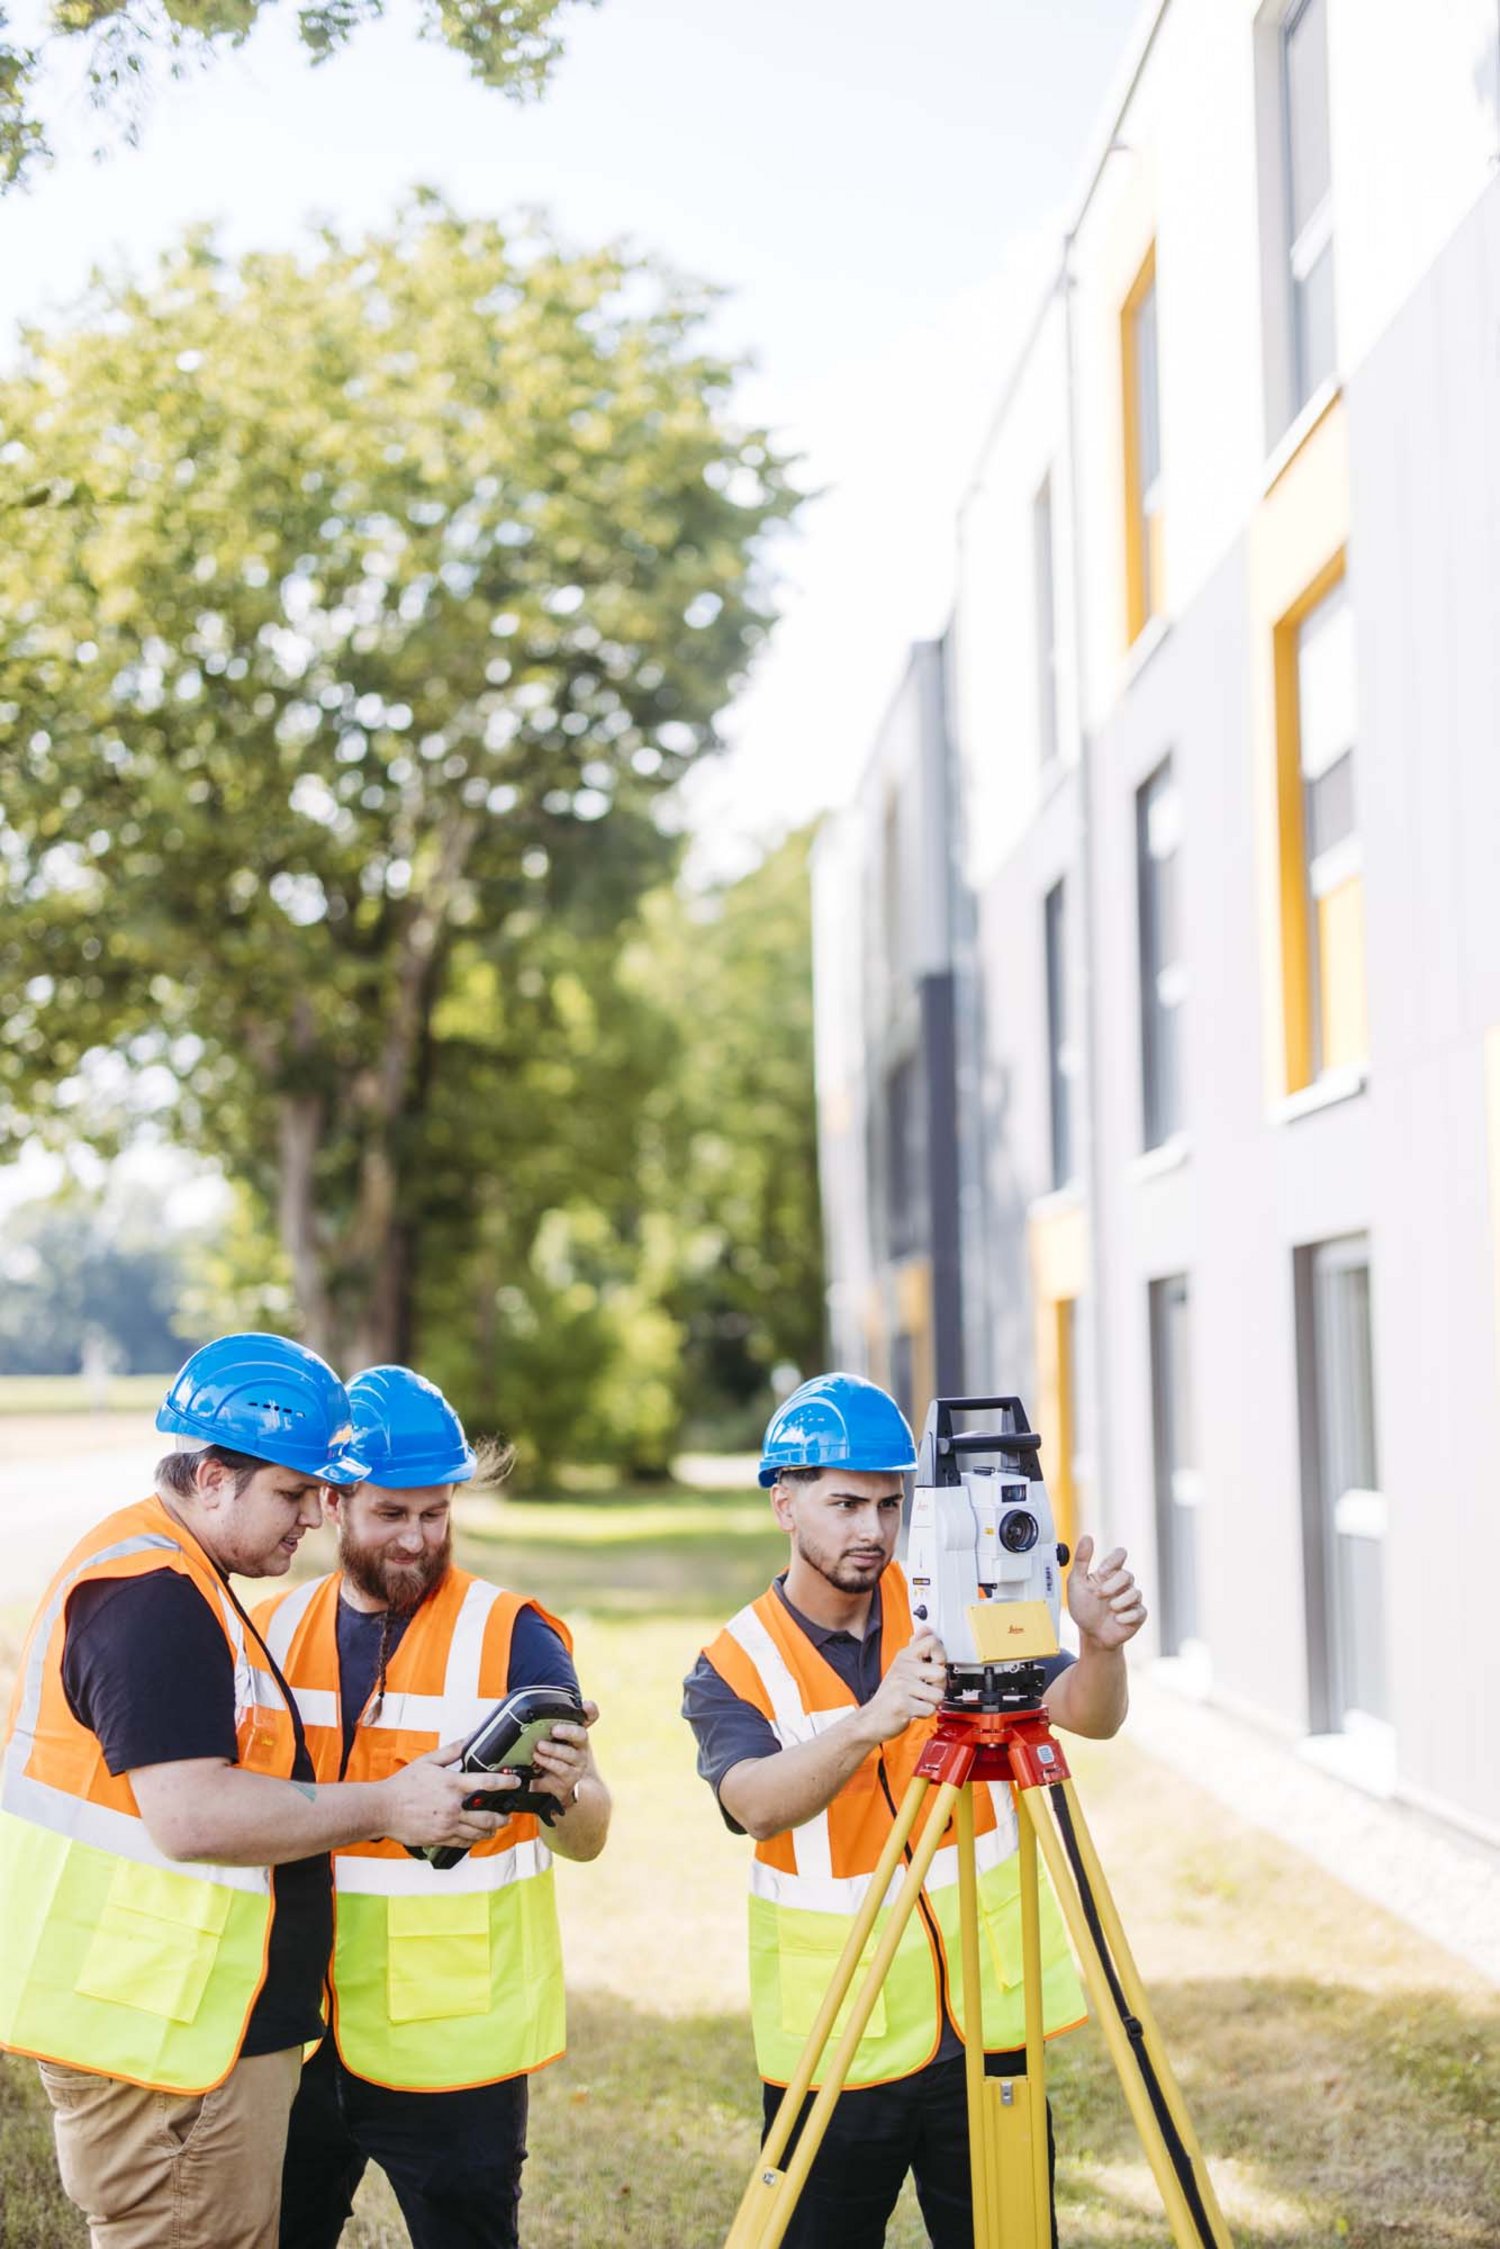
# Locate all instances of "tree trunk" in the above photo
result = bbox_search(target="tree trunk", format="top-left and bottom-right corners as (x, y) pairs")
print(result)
(339, 809), (478, 1370)
(277, 1090), (333, 1357)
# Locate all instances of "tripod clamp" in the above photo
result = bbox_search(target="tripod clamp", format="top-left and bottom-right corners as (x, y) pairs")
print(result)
(915, 1704), (1072, 1794)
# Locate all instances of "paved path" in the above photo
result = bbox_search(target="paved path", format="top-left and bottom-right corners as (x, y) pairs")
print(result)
(0, 1417), (163, 1605)
(1125, 1672), (1500, 1985)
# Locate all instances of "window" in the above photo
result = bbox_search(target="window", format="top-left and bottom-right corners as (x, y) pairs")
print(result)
(1033, 471), (1059, 768)
(1282, 0), (1335, 413)
(1136, 759), (1185, 1147)
(1054, 1294), (1081, 1552)
(1121, 246), (1163, 643)
(1044, 880), (1072, 1189)
(1298, 1236), (1387, 1732)
(1277, 567), (1365, 1087)
(881, 789), (906, 991)
(884, 1052), (925, 1259)
(1149, 1275), (1201, 1656)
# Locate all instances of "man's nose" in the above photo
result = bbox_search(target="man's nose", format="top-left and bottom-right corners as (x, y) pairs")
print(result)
(297, 1492), (324, 1528)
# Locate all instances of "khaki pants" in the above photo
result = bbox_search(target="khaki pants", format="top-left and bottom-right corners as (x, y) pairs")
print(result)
(38, 2047), (302, 2249)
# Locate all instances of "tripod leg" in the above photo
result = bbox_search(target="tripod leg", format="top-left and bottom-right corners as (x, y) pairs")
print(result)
(1019, 1784), (1235, 2249)
(724, 1779), (963, 2249)
(753, 1773), (931, 2185)
(1016, 1785), (1051, 2249)
(955, 1784), (996, 2244)
(1053, 1779), (1235, 2247)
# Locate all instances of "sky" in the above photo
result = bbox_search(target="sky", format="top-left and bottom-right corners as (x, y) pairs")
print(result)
(0, 0), (1145, 1211)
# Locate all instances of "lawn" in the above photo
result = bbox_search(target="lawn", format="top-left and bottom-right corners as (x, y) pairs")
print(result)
(0, 1375), (174, 1417)
(2, 1480), (1496, 2247)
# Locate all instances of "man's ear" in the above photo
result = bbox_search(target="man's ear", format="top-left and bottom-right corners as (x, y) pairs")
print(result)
(324, 1486), (351, 1524)
(769, 1481), (796, 1533)
(192, 1454), (234, 1507)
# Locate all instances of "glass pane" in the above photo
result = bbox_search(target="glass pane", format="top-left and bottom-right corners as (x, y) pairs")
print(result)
(1297, 578), (1355, 780)
(1305, 749), (1356, 863)
(1045, 882), (1071, 1187)
(1312, 1245), (1386, 1723)
(1137, 761), (1182, 1147)
(1294, 239), (1336, 408)
(1034, 475), (1058, 765)
(1134, 280), (1161, 496)
(885, 1054), (925, 1257)
(1337, 1532), (1389, 1720)
(1150, 1276), (1199, 1651)
(1285, 0), (1331, 243)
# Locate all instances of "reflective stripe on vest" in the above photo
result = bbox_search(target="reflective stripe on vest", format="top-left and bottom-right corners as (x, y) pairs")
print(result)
(707, 1566), (1086, 2089)
(252, 1568), (568, 2092)
(0, 1500), (297, 2094)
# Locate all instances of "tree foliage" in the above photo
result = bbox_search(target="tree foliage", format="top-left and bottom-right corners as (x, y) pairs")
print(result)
(0, 0), (591, 193)
(0, 203), (797, 1369)
(411, 828), (823, 1474)
(644, 828), (823, 1432)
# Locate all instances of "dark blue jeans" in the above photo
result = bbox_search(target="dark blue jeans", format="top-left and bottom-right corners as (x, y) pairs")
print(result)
(763, 2050), (1059, 2249)
(278, 2037), (529, 2249)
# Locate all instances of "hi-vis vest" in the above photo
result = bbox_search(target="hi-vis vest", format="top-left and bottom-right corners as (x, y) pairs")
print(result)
(0, 1496), (300, 2094)
(254, 1568), (568, 2093)
(701, 1566), (1086, 2089)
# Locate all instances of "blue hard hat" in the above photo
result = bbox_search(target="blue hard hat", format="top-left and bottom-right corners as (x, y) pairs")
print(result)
(347, 1365), (476, 1489)
(157, 1333), (369, 1484)
(758, 1372), (917, 1488)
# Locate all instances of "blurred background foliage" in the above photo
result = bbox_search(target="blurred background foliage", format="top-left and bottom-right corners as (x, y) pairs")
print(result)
(0, 197), (818, 1466)
(0, 0), (594, 193)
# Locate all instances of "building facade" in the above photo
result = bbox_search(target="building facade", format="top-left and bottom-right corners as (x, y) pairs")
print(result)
(813, 0), (1500, 1844)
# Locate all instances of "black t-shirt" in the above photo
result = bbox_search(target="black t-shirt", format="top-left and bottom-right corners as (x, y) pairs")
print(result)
(63, 1570), (332, 2056)
(334, 1598), (582, 1769)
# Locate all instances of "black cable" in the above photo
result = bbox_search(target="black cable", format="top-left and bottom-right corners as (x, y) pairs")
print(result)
(1047, 1786), (1221, 2249)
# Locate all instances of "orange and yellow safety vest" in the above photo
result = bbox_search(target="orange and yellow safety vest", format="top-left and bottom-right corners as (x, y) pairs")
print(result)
(254, 1568), (569, 2092)
(0, 1495), (300, 2094)
(700, 1563), (1085, 2089)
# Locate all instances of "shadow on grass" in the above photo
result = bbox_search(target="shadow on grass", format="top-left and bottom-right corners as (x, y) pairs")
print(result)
(1046, 1973), (1499, 2249)
(5, 1971), (1497, 2247)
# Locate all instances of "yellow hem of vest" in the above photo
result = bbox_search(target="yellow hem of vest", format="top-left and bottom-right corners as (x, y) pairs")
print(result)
(325, 2031), (567, 2095)
(0, 2035), (242, 2100)
(758, 2011), (1089, 2094)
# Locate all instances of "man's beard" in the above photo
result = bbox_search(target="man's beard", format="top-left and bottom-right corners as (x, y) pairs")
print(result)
(792, 1524), (887, 1595)
(340, 1526), (452, 1612)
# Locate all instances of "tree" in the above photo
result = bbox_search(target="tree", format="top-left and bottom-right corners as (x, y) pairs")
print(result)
(0, 202), (797, 1366)
(0, 0), (591, 193)
(642, 827), (824, 1432)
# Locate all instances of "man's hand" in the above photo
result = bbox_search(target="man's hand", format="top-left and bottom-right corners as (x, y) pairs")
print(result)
(528, 1700), (600, 1808)
(376, 1741), (517, 1850)
(1065, 1536), (1147, 1651)
(530, 1700), (611, 1862)
(859, 1631), (947, 1745)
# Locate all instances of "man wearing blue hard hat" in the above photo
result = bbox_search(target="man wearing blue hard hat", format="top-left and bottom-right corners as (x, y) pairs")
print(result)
(683, 1371), (1146, 2248)
(0, 1333), (514, 2249)
(257, 1364), (610, 2249)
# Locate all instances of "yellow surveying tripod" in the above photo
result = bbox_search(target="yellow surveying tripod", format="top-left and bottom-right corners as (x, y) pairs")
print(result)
(724, 1699), (1236, 2249)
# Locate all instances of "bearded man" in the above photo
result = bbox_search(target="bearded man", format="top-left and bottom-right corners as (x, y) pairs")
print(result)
(253, 1364), (610, 2249)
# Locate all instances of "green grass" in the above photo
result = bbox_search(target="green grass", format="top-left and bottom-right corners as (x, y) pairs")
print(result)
(0, 1374), (172, 1416)
(3, 1482), (1497, 2247)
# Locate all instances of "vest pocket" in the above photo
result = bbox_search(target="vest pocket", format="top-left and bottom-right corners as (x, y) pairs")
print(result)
(777, 1917), (888, 2045)
(386, 1891), (491, 2022)
(74, 1861), (234, 2025)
